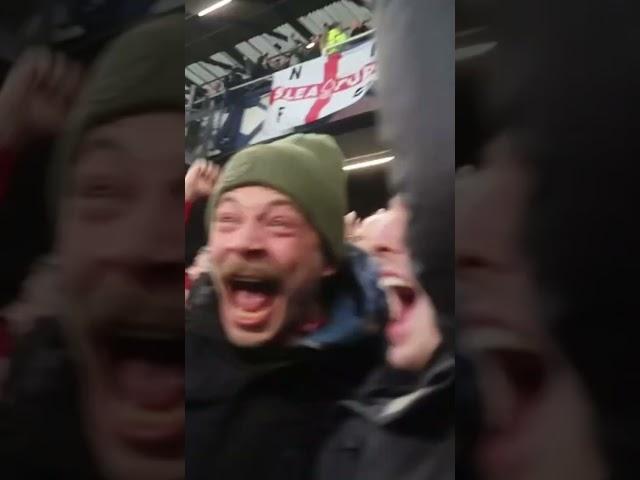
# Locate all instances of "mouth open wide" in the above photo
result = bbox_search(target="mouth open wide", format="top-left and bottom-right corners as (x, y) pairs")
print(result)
(223, 275), (282, 328)
(380, 276), (417, 344)
(460, 324), (550, 476)
(92, 326), (185, 455)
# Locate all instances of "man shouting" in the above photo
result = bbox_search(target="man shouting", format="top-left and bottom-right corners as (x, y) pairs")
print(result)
(186, 133), (388, 480)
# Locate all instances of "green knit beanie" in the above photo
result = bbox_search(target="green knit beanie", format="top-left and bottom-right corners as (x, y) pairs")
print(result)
(207, 134), (348, 262)
(53, 14), (183, 207)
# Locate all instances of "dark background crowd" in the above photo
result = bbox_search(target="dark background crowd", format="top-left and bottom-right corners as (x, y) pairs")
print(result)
(206, 20), (372, 93)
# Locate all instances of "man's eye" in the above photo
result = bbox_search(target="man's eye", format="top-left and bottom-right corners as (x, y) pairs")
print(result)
(268, 217), (296, 232)
(74, 174), (124, 198)
(72, 177), (129, 220)
(78, 183), (118, 198)
(218, 214), (238, 223)
(269, 217), (288, 226)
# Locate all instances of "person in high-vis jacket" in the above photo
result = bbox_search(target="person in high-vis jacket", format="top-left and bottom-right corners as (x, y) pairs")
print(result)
(325, 23), (349, 54)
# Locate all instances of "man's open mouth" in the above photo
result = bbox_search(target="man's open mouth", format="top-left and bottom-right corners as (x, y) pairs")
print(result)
(380, 276), (417, 343)
(460, 324), (549, 474)
(91, 324), (184, 453)
(223, 275), (282, 326)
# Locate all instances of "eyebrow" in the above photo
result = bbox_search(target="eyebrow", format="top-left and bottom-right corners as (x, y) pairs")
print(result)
(218, 196), (296, 211)
(75, 137), (128, 166)
(264, 199), (297, 210)
(217, 196), (240, 208)
(80, 136), (126, 154)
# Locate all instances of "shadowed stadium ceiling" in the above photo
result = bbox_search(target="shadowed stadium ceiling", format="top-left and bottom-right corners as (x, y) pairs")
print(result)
(185, 0), (372, 85)
(0, 1), (38, 71)
(185, 0), (494, 88)
(186, 0), (338, 60)
(0, 0), (183, 79)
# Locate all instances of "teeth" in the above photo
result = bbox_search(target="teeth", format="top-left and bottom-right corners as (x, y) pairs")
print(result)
(233, 306), (270, 317)
(378, 276), (412, 289)
(386, 288), (402, 322)
(460, 326), (540, 354)
(231, 275), (269, 284)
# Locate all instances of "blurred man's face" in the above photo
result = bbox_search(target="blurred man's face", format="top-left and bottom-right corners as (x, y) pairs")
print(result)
(456, 137), (606, 480)
(209, 185), (332, 347)
(369, 200), (441, 371)
(58, 113), (184, 480)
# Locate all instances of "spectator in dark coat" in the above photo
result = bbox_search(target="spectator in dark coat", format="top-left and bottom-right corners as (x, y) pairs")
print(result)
(314, 198), (454, 480)
(254, 53), (271, 77)
(462, 2), (640, 479)
(373, 2), (456, 479)
(456, 137), (608, 480)
(186, 133), (388, 480)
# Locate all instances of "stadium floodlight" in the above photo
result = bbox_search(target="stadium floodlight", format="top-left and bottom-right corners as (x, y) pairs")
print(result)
(198, 0), (233, 17)
(343, 156), (395, 171)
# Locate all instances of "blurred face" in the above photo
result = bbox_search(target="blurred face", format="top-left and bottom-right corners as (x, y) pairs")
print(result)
(456, 137), (606, 480)
(187, 247), (209, 283)
(57, 113), (184, 480)
(209, 186), (333, 347)
(369, 199), (441, 371)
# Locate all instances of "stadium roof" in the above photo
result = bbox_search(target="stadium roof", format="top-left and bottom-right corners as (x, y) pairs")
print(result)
(0, 0), (183, 78)
(185, 0), (372, 86)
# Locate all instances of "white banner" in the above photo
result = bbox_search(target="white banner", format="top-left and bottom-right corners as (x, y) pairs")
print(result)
(265, 40), (377, 134)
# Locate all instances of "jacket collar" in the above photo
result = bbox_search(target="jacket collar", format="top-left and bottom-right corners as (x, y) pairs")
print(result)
(341, 347), (455, 426)
(293, 244), (387, 349)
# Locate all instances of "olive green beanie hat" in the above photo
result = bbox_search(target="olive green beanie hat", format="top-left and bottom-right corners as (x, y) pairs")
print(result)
(208, 134), (348, 262)
(53, 14), (183, 206)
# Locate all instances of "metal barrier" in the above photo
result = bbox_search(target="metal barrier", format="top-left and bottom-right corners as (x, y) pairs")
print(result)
(187, 29), (376, 109)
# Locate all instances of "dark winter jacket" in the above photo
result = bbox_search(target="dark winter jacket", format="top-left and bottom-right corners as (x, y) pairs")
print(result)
(186, 245), (388, 480)
(314, 346), (454, 480)
(0, 317), (102, 479)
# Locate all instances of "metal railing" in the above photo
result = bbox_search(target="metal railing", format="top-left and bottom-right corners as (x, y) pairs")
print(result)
(187, 28), (377, 109)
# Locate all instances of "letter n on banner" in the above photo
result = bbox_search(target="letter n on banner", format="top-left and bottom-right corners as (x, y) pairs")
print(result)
(290, 65), (303, 80)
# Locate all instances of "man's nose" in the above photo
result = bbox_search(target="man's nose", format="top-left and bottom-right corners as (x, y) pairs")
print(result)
(140, 194), (184, 264)
(233, 219), (267, 257)
(371, 239), (393, 259)
(97, 195), (184, 287)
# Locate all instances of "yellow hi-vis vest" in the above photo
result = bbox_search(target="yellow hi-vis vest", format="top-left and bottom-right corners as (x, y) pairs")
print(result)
(326, 28), (348, 54)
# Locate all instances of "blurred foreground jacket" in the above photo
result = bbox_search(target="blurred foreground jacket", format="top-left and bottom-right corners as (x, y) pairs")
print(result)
(370, 2), (456, 479)
(485, 2), (640, 477)
(186, 245), (387, 480)
(374, 0), (455, 327)
(314, 345), (454, 480)
(0, 318), (101, 479)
